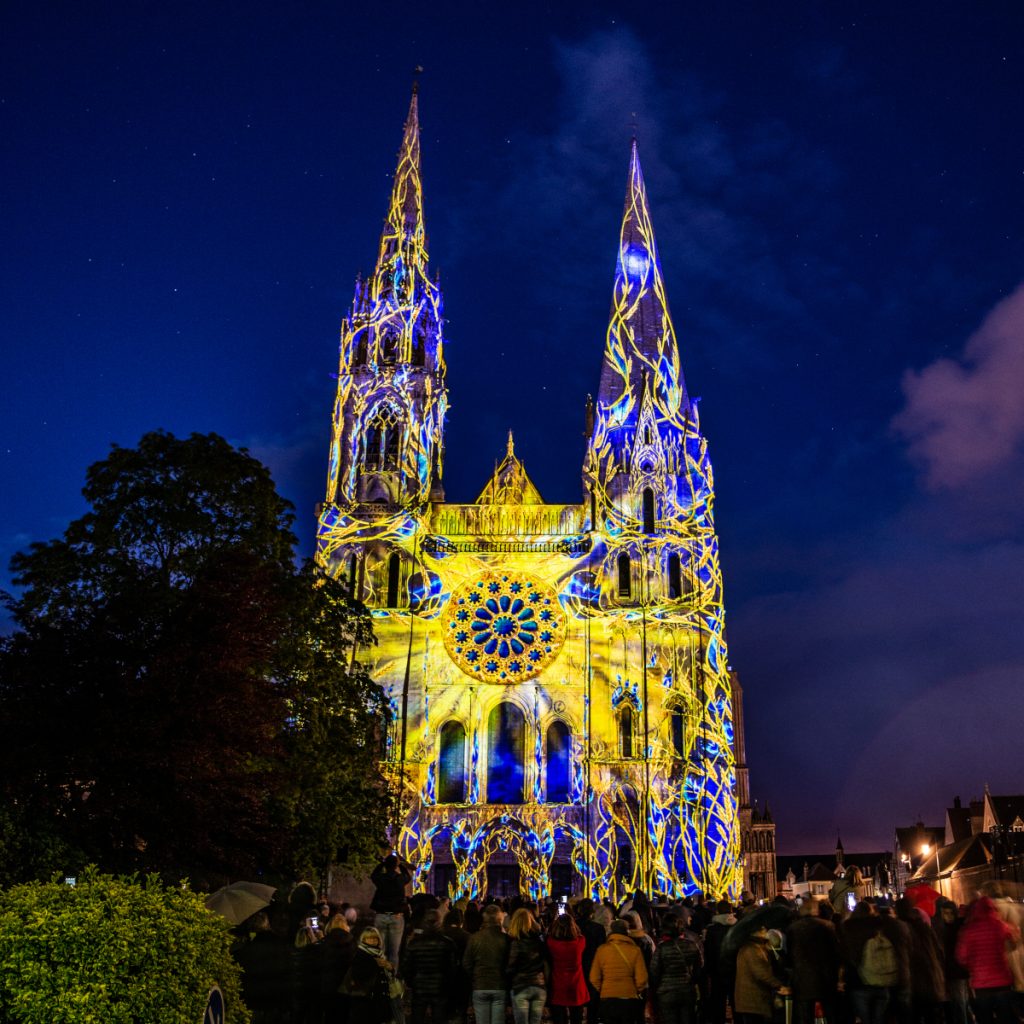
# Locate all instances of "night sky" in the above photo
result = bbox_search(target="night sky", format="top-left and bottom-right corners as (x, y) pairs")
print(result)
(4, 3), (1023, 854)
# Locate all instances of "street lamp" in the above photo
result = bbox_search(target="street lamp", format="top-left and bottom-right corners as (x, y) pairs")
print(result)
(920, 842), (942, 897)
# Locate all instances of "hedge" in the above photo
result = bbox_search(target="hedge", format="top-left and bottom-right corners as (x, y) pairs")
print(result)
(0, 868), (250, 1023)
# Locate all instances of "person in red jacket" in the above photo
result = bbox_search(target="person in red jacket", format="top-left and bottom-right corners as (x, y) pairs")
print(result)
(546, 912), (590, 1024)
(955, 896), (1020, 1024)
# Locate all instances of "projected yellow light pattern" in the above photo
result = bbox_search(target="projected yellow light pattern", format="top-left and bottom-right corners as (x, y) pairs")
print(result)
(316, 97), (742, 902)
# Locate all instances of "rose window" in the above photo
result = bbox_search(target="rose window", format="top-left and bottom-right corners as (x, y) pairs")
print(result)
(443, 571), (566, 682)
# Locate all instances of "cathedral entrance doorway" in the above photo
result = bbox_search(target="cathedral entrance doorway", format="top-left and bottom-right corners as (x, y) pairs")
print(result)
(486, 863), (520, 898)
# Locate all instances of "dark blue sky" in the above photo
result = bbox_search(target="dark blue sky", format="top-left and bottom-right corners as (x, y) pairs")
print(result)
(4, 3), (1023, 852)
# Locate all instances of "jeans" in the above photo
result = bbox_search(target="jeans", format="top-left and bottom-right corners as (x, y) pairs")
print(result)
(850, 988), (889, 1024)
(474, 989), (507, 1024)
(374, 912), (405, 969)
(512, 985), (546, 1024)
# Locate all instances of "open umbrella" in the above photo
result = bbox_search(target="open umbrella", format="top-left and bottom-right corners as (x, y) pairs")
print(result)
(721, 903), (797, 962)
(205, 881), (278, 925)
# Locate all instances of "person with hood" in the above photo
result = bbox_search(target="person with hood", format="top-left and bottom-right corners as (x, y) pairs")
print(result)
(624, 910), (656, 968)
(932, 899), (969, 1024)
(401, 908), (457, 1024)
(342, 927), (401, 1024)
(650, 912), (704, 1024)
(733, 926), (790, 1024)
(590, 920), (649, 1024)
(702, 901), (736, 1024)
(955, 896), (1019, 1024)
(786, 899), (840, 1024)
(321, 914), (357, 1024)
(839, 901), (893, 1024)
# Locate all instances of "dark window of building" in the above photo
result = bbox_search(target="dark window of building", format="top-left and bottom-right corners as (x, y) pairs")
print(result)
(644, 426), (651, 445)
(348, 553), (359, 599)
(380, 326), (400, 364)
(617, 553), (631, 599)
(546, 721), (571, 803)
(667, 552), (682, 599)
(354, 334), (368, 365)
(642, 488), (655, 534)
(619, 706), (635, 759)
(385, 551), (401, 609)
(671, 710), (685, 758)
(487, 702), (525, 804)
(438, 721), (466, 804)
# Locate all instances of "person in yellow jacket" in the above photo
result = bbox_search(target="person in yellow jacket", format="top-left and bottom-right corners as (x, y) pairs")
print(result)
(589, 920), (649, 1024)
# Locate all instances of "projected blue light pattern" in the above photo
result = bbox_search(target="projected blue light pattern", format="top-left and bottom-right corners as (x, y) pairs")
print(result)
(316, 96), (742, 901)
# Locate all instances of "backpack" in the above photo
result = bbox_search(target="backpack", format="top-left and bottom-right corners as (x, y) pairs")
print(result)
(860, 932), (899, 988)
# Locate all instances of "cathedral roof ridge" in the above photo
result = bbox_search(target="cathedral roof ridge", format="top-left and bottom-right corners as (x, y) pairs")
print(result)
(474, 432), (545, 505)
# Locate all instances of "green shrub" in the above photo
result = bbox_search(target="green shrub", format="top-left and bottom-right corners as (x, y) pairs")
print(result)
(0, 867), (250, 1023)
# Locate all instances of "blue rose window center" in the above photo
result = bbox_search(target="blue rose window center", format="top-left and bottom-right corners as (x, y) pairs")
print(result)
(493, 615), (517, 637)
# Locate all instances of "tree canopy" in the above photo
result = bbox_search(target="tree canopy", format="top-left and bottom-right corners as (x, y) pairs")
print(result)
(0, 430), (390, 887)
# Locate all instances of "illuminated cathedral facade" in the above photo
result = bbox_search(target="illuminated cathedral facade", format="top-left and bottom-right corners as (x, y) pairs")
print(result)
(316, 88), (753, 901)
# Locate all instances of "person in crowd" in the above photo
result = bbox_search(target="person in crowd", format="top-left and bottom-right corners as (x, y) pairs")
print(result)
(546, 911), (590, 1024)
(464, 902), (483, 934)
(594, 903), (615, 937)
(624, 910), (656, 968)
(463, 904), (511, 1024)
(322, 914), (357, 1024)
(733, 925), (790, 1024)
(294, 921), (326, 1024)
(507, 908), (548, 1024)
(786, 898), (840, 1024)
(702, 901), (736, 1024)
(879, 902), (913, 1024)
(575, 897), (609, 1008)
(370, 852), (412, 970)
(932, 900), (970, 1024)
(401, 908), (457, 1024)
(342, 927), (401, 1024)
(234, 911), (293, 1024)
(895, 898), (945, 1024)
(955, 896), (1020, 1024)
(650, 912), (703, 1024)
(589, 919), (649, 1024)
(442, 907), (472, 1024)
(839, 901), (893, 1024)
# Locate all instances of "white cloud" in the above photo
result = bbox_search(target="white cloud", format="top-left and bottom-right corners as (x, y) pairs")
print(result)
(894, 282), (1024, 489)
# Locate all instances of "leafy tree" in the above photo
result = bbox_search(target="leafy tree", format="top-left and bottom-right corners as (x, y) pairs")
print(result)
(0, 430), (389, 885)
(0, 868), (249, 1023)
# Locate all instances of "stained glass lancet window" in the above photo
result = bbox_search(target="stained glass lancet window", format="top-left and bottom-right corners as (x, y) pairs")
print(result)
(618, 706), (635, 759)
(546, 721), (571, 803)
(667, 552), (682, 600)
(438, 721), (466, 803)
(364, 404), (402, 471)
(488, 702), (525, 804)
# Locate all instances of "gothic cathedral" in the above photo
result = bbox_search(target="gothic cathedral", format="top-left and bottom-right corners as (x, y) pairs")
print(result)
(316, 88), (764, 902)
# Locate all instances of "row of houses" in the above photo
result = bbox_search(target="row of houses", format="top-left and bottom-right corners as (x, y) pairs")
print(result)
(761, 789), (1024, 904)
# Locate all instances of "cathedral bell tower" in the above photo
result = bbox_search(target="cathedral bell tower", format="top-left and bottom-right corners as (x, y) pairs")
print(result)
(317, 85), (447, 607)
(324, 84), (447, 511)
(582, 139), (740, 898)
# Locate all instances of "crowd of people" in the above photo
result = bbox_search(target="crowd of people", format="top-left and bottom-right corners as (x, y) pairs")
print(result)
(232, 855), (1024, 1024)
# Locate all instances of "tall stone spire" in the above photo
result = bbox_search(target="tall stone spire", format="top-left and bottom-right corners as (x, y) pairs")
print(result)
(321, 85), (447, 509)
(595, 140), (689, 432)
(375, 84), (426, 277)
